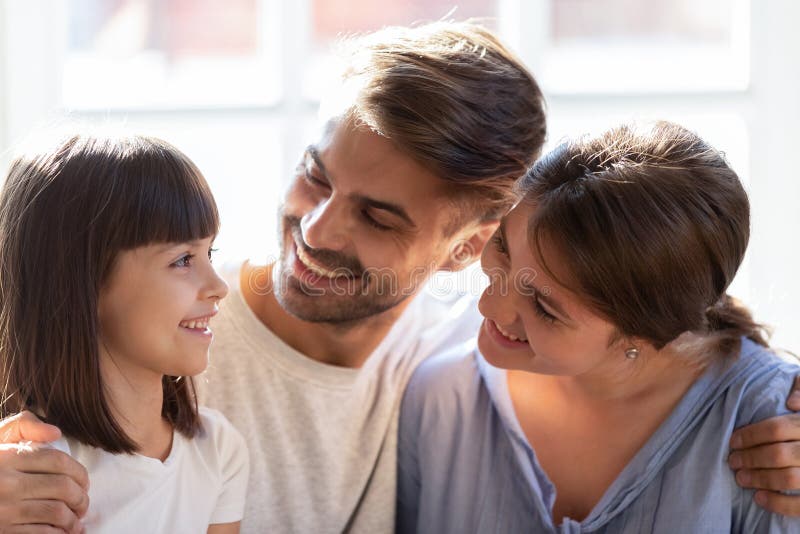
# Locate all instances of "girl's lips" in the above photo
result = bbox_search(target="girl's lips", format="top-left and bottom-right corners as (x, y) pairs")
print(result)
(484, 318), (530, 349)
(180, 324), (213, 342)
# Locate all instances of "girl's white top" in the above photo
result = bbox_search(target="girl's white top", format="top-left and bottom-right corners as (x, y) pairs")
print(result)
(50, 406), (249, 533)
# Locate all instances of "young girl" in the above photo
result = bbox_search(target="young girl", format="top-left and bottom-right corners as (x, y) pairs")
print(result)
(0, 134), (249, 533)
(397, 122), (799, 532)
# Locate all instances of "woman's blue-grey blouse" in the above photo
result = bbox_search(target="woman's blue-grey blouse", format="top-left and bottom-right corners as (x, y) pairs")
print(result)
(396, 337), (800, 533)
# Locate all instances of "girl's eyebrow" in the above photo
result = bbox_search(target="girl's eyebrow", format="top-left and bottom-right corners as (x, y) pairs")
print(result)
(157, 238), (215, 254)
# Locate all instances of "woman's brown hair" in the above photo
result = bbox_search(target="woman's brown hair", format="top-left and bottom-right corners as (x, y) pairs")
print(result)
(0, 133), (219, 453)
(518, 121), (769, 359)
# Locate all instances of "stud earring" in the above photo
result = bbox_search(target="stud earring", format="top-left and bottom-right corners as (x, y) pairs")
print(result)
(624, 347), (640, 360)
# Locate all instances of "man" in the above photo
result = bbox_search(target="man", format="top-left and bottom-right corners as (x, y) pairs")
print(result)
(2, 21), (800, 534)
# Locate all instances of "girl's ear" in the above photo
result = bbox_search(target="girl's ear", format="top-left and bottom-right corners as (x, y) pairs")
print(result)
(439, 220), (499, 272)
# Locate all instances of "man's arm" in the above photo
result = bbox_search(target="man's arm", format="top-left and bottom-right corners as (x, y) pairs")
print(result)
(729, 375), (800, 516)
(0, 412), (89, 534)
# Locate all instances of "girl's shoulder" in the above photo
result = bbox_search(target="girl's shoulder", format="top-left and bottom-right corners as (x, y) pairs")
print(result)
(193, 406), (249, 458)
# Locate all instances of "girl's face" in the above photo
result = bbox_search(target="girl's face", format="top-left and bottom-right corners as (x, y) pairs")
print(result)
(98, 236), (228, 381)
(477, 203), (625, 378)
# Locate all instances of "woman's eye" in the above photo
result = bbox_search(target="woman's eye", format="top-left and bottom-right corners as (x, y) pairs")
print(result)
(533, 300), (557, 325)
(491, 233), (508, 256)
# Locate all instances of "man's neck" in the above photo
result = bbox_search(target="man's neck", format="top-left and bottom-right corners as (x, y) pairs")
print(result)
(241, 262), (413, 368)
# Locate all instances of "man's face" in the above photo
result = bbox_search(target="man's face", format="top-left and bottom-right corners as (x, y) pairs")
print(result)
(273, 117), (467, 324)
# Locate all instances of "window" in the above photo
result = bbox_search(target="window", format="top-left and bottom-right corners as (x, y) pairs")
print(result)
(63, 0), (279, 109)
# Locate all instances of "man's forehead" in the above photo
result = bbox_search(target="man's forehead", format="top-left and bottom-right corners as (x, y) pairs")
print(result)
(308, 121), (452, 207)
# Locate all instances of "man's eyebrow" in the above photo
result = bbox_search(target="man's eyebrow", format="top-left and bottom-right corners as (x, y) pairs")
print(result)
(352, 194), (417, 229)
(306, 146), (328, 177)
(305, 145), (415, 229)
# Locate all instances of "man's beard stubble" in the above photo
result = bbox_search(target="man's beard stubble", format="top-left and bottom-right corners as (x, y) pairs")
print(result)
(272, 213), (412, 325)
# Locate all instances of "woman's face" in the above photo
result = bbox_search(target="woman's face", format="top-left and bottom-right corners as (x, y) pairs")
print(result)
(477, 202), (625, 377)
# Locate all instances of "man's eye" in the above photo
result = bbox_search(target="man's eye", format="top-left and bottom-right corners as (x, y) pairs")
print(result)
(362, 210), (392, 231)
(304, 169), (329, 188)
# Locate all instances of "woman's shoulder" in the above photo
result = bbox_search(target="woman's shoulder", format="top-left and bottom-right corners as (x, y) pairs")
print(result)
(400, 339), (497, 444)
(405, 339), (483, 403)
(726, 338), (800, 426)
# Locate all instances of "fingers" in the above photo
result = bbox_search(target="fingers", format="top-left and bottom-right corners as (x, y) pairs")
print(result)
(729, 441), (800, 470)
(0, 448), (90, 518)
(730, 414), (800, 450)
(0, 525), (73, 534)
(0, 412), (62, 444)
(0, 499), (84, 533)
(735, 466), (800, 492)
(0, 446), (90, 494)
(788, 375), (800, 412)
(753, 490), (800, 517)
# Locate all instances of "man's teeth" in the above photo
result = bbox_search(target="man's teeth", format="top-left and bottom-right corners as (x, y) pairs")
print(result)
(180, 318), (209, 330)
(496, 322), (527, 342)
(296, 244), (342, 279)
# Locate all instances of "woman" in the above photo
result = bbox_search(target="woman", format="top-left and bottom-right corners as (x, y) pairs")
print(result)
(397, 122), (798, 532)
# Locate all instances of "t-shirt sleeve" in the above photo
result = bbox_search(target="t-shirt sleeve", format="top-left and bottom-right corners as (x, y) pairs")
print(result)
(203, 408), (251, 525)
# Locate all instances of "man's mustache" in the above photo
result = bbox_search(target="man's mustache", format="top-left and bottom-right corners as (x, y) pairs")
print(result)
(284, 216), (365, 276)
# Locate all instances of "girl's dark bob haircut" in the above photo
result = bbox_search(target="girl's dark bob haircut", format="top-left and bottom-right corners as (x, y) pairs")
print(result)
(0, 133), (219, 453)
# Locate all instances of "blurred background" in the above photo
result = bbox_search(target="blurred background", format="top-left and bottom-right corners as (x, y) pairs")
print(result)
(0, 0), (798, 350)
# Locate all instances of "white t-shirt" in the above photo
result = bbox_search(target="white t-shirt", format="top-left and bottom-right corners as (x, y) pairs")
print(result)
(52, 407), (249, 534)
(198, 262), (483, 534)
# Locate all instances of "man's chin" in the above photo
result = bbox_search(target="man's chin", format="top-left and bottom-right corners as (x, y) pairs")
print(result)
(274, 282), (406, 325)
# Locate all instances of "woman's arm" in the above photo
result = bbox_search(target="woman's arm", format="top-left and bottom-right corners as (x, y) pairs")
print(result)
(208, 521), (240, 534)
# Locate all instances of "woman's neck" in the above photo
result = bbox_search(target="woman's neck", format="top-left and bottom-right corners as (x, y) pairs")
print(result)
(507, 347), (706, 524)
(98, 352), (174, 461)
(548, 344), (703, 404)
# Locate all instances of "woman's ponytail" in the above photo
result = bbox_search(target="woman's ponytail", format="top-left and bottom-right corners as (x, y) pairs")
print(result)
(704, 294), (771, 355)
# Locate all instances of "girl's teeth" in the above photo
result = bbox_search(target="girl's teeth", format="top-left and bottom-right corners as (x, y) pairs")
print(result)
(181, 320), (208, 329)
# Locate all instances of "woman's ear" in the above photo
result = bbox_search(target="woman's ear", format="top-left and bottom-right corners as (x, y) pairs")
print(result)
(439, 220), (499, 272)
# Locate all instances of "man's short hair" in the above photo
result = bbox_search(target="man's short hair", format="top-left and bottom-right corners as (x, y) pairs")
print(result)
(335, 21), (547, 227)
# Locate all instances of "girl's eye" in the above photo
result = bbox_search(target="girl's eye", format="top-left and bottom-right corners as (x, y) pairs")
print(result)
(362, 210), (392, 231)
(533, 299), (557, 325)
(491, 232), (508, 256)
(208, 247), (218, 262)
(171, 254), (194, 268)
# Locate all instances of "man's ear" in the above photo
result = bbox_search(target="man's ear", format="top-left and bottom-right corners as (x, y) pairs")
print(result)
(439, 220), (499, 272)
